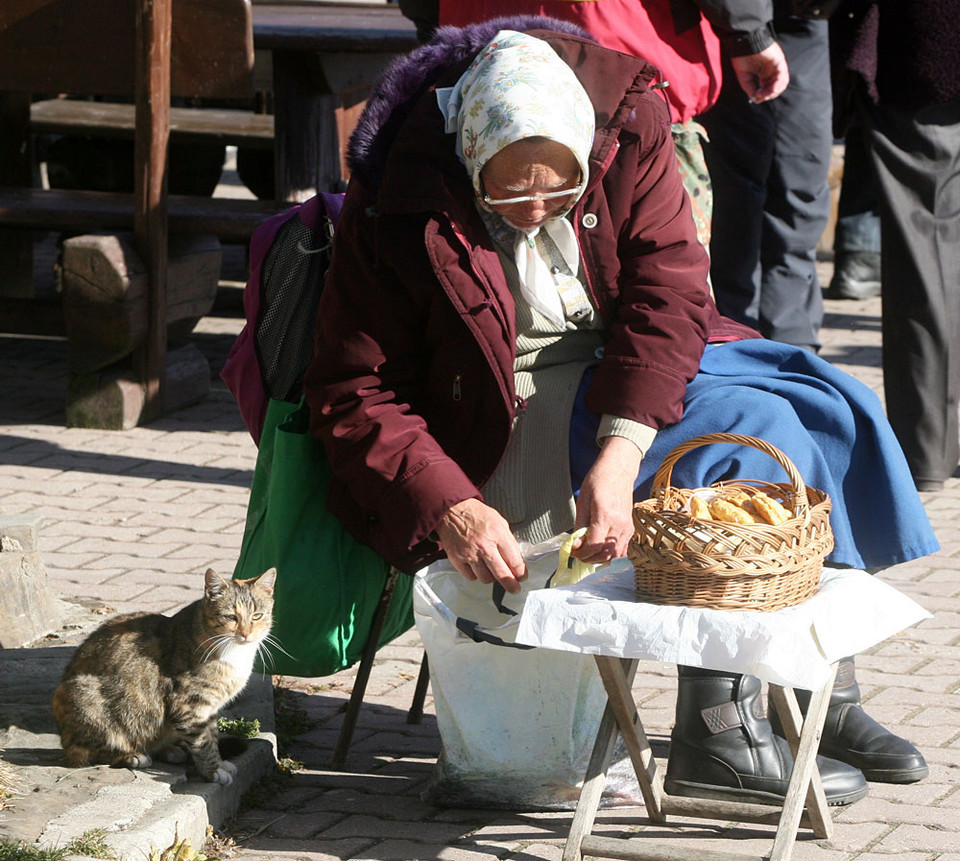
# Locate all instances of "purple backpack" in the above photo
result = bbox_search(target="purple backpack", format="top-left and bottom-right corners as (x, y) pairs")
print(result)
(221, 192), (345, 445)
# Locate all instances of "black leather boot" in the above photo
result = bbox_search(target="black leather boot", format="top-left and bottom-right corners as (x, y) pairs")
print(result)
(770, 658), (929, 784)
(824, 251), (881, 300)
(665, 667), (868, 806)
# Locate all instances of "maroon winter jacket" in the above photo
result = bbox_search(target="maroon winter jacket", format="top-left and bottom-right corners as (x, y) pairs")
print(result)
(303, 19), (757, 573)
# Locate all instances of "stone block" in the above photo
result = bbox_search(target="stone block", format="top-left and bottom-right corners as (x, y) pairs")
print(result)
(61, 232), (221, 373)
(0, 513), (45, 552)
(65, 343), (211, 430)
(0, 550), (61, 649)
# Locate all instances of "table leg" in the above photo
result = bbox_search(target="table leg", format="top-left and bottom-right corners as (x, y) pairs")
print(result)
(593, 657), (665, 821)
(271, 50), (341, 202)
(562, 695), (624, 861)
(562, 657), (662, 861)
(767, 663), (839, 857)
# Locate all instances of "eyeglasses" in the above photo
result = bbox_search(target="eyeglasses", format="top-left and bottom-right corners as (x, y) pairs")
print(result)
(480, 179), (584, 208)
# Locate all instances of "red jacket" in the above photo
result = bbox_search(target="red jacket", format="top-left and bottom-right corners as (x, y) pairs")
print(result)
(438, 0), (777, 123)
(440, 0), (721, 123)
(303, 21), (757, 573)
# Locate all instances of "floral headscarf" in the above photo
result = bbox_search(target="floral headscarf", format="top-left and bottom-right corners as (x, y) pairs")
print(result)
(435, 31), (598, 328)
(438, 30), (595, 205)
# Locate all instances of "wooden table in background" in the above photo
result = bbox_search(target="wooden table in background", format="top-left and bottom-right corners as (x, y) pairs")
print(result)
(251, 1), (418, 201)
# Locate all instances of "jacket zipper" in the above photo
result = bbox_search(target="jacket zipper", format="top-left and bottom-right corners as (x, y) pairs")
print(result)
(452, 373), (462, 401)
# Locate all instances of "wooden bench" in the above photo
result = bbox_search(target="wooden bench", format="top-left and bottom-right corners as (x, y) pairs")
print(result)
(0, 188), (284, 243)
(0, 0), (288, 425)
(29, 98), (276, 151)
(0, 187), (286, 340)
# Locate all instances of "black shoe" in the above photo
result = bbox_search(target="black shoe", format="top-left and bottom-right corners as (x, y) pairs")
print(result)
(824, 251), (881, 300)
(770, 658), (929, 784)
(665, 668), (868, 806)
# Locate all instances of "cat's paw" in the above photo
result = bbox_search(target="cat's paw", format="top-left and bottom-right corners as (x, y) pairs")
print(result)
(221, 759), (238, 776)
(210, 765), (235, 785)
(123, 753), (153, 769)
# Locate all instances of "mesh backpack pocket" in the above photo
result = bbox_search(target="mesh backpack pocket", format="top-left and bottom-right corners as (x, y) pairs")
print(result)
(221, 192), (345, 444)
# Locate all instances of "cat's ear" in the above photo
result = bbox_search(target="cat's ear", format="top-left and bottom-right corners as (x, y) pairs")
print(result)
(255, 567), (278, 595)
(204, 568), (230, 598)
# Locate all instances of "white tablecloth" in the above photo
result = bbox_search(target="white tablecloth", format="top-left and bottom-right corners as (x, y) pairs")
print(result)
(515, 561), (931, 689)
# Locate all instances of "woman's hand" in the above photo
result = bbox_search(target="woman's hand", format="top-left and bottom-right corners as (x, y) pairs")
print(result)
(572, 436), (642, 564)
(434, 498), (529, 593)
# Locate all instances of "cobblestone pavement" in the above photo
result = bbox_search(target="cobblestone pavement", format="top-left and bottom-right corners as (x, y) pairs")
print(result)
(1, 262), (958, 860)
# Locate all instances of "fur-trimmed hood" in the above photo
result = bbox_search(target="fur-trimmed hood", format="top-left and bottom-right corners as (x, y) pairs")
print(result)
(346, 16), (594, 189)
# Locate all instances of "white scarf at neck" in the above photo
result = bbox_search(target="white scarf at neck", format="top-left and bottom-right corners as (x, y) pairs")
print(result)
(512, 219), (581, 329)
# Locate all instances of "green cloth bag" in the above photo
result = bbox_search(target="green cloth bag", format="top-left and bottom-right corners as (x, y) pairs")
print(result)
(233, 396), (414, 676)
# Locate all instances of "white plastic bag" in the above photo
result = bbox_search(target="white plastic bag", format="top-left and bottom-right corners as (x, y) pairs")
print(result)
(414, 535), (639, 811)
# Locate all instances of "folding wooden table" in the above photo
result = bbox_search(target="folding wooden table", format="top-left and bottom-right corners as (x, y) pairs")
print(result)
(563, 656), (838, 861)
(511, 562), (932, 861)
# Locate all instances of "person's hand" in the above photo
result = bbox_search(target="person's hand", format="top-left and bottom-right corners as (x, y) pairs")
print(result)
(572, 436), (643, 564)
(434, 498), (528, 593)
(730, 42), (790, 103)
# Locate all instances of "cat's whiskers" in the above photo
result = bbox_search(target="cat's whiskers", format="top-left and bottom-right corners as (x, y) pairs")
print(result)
(197, 633), (238, 663)
(196, 635), (224, 663)
(261, 633), (293, 660)
(254, 643), (276, 675)
(255, 633), (292, 674)
(199, 631), (264, 676)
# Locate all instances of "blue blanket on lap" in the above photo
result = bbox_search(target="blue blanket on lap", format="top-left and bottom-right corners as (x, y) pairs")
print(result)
(571, 339), (939, 570)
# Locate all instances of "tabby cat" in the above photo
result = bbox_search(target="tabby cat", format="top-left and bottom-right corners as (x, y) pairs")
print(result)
(52, 567), (277, 784)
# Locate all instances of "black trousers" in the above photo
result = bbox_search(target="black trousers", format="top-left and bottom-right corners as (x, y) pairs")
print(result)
(701, 16), (831, 351)
(860, 94), (960, 485)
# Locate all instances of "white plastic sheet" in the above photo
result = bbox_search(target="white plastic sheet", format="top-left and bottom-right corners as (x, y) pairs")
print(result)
(516, 562), (932, 689)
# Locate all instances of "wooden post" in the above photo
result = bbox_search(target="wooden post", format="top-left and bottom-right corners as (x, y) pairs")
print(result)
(0, 91), (34, 298)
(133, 0), (172, 422)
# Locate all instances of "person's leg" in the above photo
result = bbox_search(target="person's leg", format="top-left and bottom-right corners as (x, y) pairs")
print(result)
(569, 348), (935, 797)
(756, 16), (831, 350)
(631, 341), (938, 570)
(573, 341), (939, 571)
(827, 118), (882, 300)
(862, 96), (960, 489)
(699, 55), (774, 330)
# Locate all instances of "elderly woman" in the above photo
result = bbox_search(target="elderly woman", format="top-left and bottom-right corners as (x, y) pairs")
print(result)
(304, 19), (935, 806)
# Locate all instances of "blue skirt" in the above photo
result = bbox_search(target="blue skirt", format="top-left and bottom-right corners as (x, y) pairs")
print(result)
(570, 339), (939, 570)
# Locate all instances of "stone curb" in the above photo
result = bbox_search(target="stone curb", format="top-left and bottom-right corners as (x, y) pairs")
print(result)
(0, 647), (276, 861)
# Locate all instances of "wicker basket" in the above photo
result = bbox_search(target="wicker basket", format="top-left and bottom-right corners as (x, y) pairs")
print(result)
(628, 433), (833, 612)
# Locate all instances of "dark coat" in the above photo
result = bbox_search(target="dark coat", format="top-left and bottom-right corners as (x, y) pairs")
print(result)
(831, 0), (960, 132)
(303, 18), (757, 573)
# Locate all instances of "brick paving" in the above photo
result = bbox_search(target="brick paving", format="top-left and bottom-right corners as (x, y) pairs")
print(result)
(1, 257), (958, 860)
